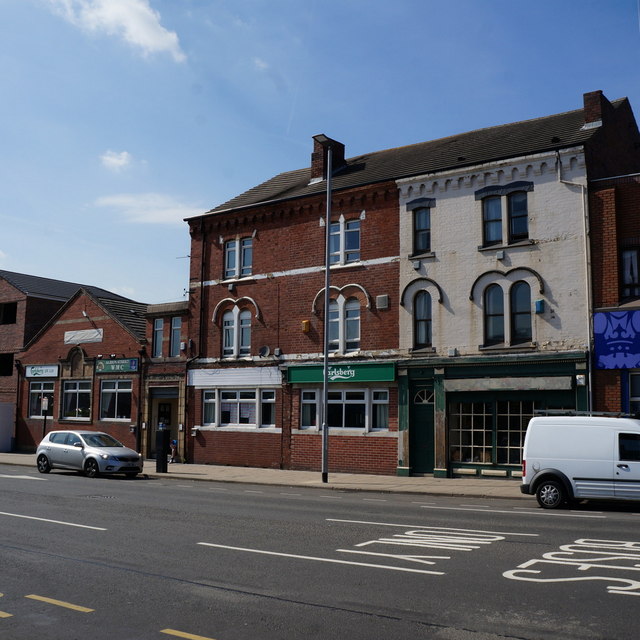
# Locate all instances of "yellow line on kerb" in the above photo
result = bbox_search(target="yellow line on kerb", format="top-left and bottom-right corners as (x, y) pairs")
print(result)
(25, 595), (94, 612)
(161, 629), (217, 640)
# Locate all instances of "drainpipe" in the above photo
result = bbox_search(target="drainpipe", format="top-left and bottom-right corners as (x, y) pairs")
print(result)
(556, 151), (592, 410)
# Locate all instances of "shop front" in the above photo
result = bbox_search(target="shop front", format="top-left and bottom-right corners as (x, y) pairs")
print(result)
(287, 361), (398, 475)
(400, 352), (589, 478)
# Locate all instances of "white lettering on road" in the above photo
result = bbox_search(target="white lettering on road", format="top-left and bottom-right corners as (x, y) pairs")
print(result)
(0, 511), (107, 530)
(328, 519), (537, 574)
(504, 538), (640, 596)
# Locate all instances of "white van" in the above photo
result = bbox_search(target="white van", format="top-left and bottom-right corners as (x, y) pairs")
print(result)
(521, 415), (640, 508)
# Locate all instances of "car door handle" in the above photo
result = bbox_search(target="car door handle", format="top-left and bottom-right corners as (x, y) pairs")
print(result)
(617, 464), (630, 470)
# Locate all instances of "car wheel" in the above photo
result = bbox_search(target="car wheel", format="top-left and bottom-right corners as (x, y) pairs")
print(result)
(37, 455), (51, 474)
(125, 472), (138, 479)
(84, 459), (100, 478)
(536, 479), (565, 509)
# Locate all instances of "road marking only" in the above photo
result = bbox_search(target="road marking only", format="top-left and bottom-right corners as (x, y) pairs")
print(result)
(0, 511), (107, 530)
(161, 629), (217, 640)
(25, 595), (94, 612)
(197, 542), (444, 575)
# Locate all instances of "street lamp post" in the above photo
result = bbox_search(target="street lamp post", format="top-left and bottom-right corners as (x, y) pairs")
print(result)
(313, 134), (334, 484)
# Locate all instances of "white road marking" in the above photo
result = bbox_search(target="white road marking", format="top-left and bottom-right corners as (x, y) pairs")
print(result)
(363, 499), (387, 503)
(420, 505), (606, 519)
(280, 492), (302, 497)
(0, 474), (46, 481)
(0, 511), (106, 530)
(327, 518), (539, 537)
(197, 542), (444, 575)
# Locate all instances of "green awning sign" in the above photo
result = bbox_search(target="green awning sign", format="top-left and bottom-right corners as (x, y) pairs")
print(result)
(96, 358), (139, 373)
(287, 362), (395, 383)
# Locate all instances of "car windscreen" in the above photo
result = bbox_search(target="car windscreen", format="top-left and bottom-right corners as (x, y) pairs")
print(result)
(81, 433), (123, 448)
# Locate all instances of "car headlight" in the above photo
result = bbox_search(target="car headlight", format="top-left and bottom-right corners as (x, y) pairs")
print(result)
(99, 453), (114, 461)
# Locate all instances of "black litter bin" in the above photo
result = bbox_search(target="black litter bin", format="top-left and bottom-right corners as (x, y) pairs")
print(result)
(156, 429), (170, 473)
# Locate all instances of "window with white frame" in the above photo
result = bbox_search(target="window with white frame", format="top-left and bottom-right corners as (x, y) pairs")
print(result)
(202, 388), (276, 427)
(328, 296), (360, 353)
(300, 388), (389, 430)
(222, 308), (251, 358)
(29, 381), (54, 418)
(152, 318), (163, 358)
(169, 316), (182, 357)
(483, 280), (532, 347)
(100, 379), (132, 420)
(329, 216), (360, 265)
(224, 237), (253, 279)
(62, 380), (91, 420)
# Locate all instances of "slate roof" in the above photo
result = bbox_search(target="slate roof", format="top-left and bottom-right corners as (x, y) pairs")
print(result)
(202, 99), (626, 216)
(96, 295), (148, 342)
(0, 269), (134, 303)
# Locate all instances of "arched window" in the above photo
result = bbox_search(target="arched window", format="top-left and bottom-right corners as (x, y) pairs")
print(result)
(222, 308), (251, 358)
(328, 296), (360, 353)
(414, 291), (432, 349)
(484, 284), (504, 345)
(510, 281), (532, 344)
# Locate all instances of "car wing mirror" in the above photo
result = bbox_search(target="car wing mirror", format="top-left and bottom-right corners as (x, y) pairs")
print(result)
(73, 442), (84, 448)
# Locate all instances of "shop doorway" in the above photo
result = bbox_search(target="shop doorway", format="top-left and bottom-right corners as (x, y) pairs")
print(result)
(409, 386), (435, 474)
(148, 388), (179, 459)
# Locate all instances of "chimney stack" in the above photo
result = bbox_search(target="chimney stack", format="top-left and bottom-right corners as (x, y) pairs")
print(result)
(583, 90), (612, 127)
(311, 135), (345, 181)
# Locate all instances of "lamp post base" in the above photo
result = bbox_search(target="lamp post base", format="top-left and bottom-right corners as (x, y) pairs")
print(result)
(322, 471), (328, 483)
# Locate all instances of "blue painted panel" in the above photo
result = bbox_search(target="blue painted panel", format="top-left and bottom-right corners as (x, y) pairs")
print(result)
(594, 311), (640, 369)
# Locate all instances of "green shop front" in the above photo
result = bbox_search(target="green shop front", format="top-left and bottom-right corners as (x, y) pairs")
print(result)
(398, 352), (589, 478)
(287, 361), (399, 475)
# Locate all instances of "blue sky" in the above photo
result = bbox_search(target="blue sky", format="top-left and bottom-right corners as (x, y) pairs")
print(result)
(1, 0), (639, 303)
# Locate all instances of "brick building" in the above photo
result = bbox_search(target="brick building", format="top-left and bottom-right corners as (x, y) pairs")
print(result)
(15, 288), (147, 453)
(184, 90), (640, 477)
(0, 271), (142, 451)
(591, 173), (640, 413)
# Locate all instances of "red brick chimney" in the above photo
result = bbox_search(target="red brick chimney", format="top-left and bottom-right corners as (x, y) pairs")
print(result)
(583, 90), (612, 126)
(311, 135), (345, 181)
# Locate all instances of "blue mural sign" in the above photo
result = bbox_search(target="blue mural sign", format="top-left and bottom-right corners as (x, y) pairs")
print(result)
(594, 311), (640, 369)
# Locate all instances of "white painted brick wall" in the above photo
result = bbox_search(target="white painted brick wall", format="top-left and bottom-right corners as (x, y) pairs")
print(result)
(397, 148), (589, 356)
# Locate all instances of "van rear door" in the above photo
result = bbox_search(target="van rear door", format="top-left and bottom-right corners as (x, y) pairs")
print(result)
(614, 432), (640, 500)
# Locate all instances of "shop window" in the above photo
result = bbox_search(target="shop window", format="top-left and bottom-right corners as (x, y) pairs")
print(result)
(100, 380), (132, 420)
(413, 291), (432, 349)
(224, 237), (253, 279)
(152, 318), (163, 358)
(62, 380), (91, 420)
(0, 302), (17, 325)
(169, 316), (182, 357)
(301, 388), (388, 430)
(29, 381), (54, 417)
(449, 400), (535, 466)
(202, 388), (276, 428)
(330, 216), (360, 265)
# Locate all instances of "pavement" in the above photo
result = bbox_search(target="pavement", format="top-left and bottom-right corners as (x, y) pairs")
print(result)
(0, 452), (526, 500)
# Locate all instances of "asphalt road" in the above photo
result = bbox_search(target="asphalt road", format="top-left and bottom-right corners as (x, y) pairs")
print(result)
(1, 464), (639, 640)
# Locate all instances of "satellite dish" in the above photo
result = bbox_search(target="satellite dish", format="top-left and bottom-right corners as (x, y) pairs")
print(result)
(258, 346), (270, 357)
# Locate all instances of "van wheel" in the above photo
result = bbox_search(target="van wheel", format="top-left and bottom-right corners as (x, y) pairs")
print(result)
(536, 480), (565, 509)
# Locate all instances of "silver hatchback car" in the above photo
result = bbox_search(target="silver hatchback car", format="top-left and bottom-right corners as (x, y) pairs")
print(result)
(36, 430), (143, 478)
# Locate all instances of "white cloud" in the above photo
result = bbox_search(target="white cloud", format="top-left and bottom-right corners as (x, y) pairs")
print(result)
(45, 0), (186, 62)
(253, 57), (269, 71)
(95, 193), (202, 225)
(101, 150), (132, 172)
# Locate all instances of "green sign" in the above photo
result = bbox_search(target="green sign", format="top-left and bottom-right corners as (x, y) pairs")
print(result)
(96, 358), (139, 373)
(287, 362), (395, 384)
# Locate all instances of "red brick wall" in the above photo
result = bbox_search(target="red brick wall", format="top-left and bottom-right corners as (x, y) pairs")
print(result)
(190, 430), (282, 468)
(592, 369), (622, 412)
